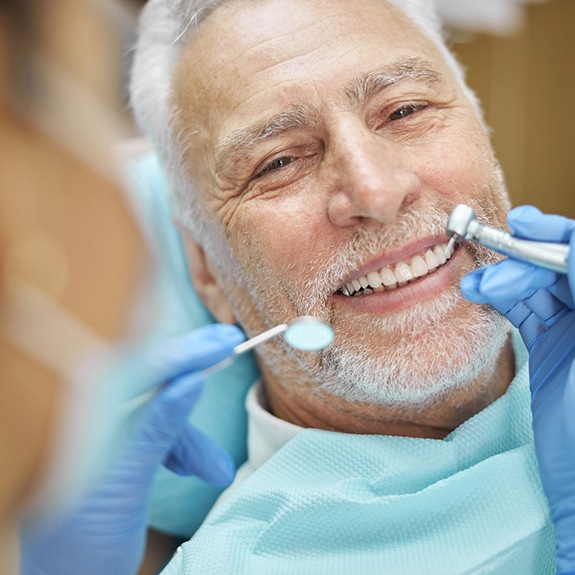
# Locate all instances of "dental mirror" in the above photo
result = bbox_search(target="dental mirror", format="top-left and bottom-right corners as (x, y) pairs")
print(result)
(203, 316), (334, 377)
(283, 316), (335, 351)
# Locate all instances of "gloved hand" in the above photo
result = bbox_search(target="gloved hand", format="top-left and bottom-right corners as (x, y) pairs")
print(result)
(460, 205), (575, 575)
(20, 323), (245, 575)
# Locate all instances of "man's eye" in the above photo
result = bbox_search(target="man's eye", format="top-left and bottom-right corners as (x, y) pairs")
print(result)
(388, 103), (427, 121)
(256, 156), (295, 179)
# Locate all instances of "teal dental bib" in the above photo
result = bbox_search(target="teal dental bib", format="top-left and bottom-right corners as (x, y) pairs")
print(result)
(166, 334), (554, 575)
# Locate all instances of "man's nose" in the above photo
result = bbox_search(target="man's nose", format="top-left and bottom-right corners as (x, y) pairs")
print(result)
(326, 128), (421, 227)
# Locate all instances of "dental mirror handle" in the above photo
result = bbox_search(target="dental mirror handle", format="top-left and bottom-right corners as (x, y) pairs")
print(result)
(202, 323), (289, 378)
(466, 219), (569, 274)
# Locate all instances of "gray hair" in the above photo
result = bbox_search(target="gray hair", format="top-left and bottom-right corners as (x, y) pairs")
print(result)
(129, 0), (480, 246)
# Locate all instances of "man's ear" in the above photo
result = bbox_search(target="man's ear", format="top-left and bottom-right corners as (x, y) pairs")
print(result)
(178, 229), (236, 325)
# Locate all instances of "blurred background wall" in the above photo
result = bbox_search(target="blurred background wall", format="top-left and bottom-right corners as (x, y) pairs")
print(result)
(450, 0), (575, 218)
(1, 0), (142, 340)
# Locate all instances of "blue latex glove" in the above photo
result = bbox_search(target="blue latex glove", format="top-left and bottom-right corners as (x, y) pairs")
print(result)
(460, 205), (575, 575)
(21, 323), (245, 575)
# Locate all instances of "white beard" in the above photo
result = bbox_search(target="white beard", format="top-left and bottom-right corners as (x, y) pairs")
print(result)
(315, 289), (510, 409)
(259, 202), (511, 410)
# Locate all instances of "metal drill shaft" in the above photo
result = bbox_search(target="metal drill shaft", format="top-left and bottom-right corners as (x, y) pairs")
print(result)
(446, 204), (570, 274)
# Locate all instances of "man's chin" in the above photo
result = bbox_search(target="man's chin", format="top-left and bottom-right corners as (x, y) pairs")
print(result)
(315, 298), (511, 410)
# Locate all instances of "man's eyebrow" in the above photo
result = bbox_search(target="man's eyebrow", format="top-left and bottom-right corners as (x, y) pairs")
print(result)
(213, 58), (442, 175)
(345, 56), (443, 105)
(214, 104), (320, 175)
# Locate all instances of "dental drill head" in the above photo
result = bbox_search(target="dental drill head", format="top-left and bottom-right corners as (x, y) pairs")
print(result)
(446, 204), (478, 242)
(445, 204), (569, 274)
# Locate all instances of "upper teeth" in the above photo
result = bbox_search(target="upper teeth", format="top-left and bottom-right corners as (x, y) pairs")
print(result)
(339, 243), (454, 297)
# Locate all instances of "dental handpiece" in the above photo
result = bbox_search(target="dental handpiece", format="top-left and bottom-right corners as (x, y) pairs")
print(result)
(446, 204), (570, 274)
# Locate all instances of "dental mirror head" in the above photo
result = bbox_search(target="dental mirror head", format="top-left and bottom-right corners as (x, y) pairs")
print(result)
(283, 316), (335, 351)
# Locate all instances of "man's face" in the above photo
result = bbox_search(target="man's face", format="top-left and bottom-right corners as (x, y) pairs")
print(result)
(173, 0), (510, 408)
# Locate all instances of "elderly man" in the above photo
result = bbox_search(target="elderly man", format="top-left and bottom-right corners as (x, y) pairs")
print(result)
(20, 0), (575, 574)
(135, 0), (514, 428)
(127, 0), (574, 572)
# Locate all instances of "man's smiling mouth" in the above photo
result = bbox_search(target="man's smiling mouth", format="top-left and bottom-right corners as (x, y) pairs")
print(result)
(337, 242), (455, 297)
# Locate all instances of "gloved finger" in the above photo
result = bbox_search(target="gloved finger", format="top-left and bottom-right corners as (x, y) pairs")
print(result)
(461, 262), (570, 347)
(460, 266), (527, 305)
(523, 289), (571, 329)
(111, 372), (218, 488)
(461, 271), (550, 347)
(144, 323), (246, 392)
(460, 260), (556, 303)
(494, 300), (549, 349)
(546, 276), (574, 310)
(163, 422), (235, 487)
(459, 267), (492, 304)
(135, 370), (207, 451)
(478, 258), (559, 299)
(507, 205), (575, 243)
(460, 272), (532, 328)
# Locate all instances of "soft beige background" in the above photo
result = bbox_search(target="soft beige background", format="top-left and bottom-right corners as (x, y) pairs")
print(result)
(453, 0), (575, 218)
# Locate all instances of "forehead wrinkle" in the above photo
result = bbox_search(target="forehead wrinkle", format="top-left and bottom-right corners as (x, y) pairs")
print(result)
(345, 56), (443, 105)
(214, 104), (322, 175)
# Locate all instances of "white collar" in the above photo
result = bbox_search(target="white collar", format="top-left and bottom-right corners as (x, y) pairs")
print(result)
(245, 382), (302, 471)
(208, 383), (302, 515)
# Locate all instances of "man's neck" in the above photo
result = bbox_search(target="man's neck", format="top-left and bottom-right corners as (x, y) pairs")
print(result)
(262, 335), (516, 439)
